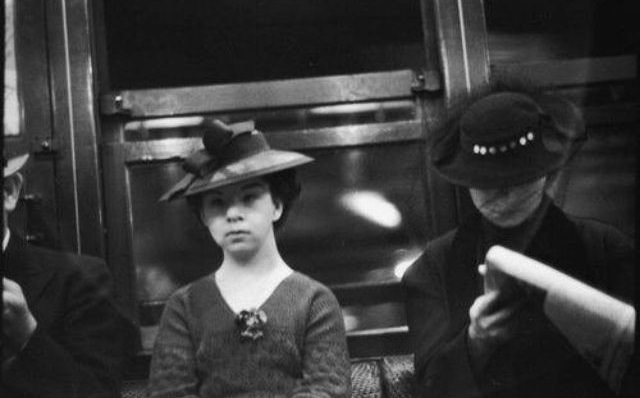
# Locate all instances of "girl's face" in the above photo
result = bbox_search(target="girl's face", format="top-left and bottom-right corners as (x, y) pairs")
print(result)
(469, 177), (546, 228)
(200, 177), (283, 260)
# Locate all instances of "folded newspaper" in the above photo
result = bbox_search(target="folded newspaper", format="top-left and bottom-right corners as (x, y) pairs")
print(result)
(484, 245), (636, 393)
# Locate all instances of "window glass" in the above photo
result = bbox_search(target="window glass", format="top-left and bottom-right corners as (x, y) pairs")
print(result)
(557, 125), (636, 238)
(485, 0), (637, 63)
(103, 0), (425, 89)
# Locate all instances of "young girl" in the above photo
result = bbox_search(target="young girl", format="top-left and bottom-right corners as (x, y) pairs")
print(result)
(147, 120), (351, 398)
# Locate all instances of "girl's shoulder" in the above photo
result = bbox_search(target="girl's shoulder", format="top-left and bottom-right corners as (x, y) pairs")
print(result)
(285, 271), (330, 292)
(166, 273), (217, 306)
(282, 272), (339, 306)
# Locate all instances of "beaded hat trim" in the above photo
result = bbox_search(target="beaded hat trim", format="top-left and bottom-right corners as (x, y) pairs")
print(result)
(472, 131), (536, 156)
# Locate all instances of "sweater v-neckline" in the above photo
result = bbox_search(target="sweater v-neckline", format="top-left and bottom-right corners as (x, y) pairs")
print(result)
(211, 271), (295, 317)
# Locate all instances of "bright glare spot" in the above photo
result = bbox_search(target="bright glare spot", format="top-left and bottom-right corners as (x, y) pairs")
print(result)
(394, 260), (413, 279)
(310, 103), (379, 115)
(126, 116), (205, 131)
(393, 249), (423, 279)
(340, 191), (402, 228)
(342, 311), (359, 332)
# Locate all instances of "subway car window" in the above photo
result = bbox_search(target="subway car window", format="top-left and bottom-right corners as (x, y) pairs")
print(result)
(103, 0), (425, 89)
(485, 0), (636, 62)
(131, 137), (427, 349)
(130, 142), (429, 299)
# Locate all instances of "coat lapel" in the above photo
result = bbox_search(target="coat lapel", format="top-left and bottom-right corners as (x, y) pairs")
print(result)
(4, 236), (56, 308)
(443, 214), (483, 335)
(526, 203), (590, 284)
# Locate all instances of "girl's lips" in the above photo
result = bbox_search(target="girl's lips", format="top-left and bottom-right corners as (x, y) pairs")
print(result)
(226, 230), (249, 237)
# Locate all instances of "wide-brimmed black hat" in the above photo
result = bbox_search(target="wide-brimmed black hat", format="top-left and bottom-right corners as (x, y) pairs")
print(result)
(429, 91), (585, 189)
(160, 120), (313, 201)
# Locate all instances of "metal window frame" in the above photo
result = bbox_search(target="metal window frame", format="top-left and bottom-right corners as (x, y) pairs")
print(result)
(100, 69), (431, 117)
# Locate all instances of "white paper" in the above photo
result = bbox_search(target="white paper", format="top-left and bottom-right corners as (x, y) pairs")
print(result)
(484, 245), (635, 392)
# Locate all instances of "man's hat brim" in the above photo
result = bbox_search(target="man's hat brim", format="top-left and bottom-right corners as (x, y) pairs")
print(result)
(3, 153), (29, 177)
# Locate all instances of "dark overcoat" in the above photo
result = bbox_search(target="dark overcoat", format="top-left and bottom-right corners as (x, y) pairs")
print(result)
(402, 203), (635, 398)
(2, 236), (132, 398)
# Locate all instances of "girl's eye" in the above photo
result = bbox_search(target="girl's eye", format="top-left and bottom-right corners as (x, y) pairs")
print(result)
(243, 193), (258, 202)
(208, 198), (224, 207)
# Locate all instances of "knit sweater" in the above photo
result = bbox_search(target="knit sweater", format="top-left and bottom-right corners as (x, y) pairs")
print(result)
(148, 272), (351, 398)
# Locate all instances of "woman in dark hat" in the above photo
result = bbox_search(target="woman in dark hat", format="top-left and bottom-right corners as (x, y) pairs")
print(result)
(401, 91), (636, 398)
(147, 120), (350, 397)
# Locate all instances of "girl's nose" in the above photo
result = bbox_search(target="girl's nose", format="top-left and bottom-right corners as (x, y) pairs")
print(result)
(225, 200), (243, 221)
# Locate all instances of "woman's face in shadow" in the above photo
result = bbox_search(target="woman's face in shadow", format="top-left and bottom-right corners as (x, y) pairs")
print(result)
(200, 177), (283, 261)
(469, 177), (547, 228)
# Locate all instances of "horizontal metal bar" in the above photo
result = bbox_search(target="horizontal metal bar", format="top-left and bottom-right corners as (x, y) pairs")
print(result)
(101, 70), (418, 117)
(267, 120), (423, 149)
(333, 280), (404, 307)
(492, 55), (637, 87)
(121, 137), (201, 164)
(348, 325), (409, 337)
(118, 121), (424, 163)
(347, 326), (410, 358)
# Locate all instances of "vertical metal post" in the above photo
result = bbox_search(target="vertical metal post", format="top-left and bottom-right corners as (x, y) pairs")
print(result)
(432, 0), (491, 104)
(45, 0), (105, 256)
(1, 0), (6, 345)
(428, 0), (492, 226)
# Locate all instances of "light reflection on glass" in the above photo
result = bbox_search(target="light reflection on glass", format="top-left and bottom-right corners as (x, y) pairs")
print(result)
(125, 116), (205, 132)
(393, 247), (423, 279)
(340, 190), (402, 229)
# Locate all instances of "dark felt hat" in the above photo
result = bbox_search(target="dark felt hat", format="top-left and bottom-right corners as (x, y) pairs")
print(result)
(160, 120), (313, 201)
(429, 91), (585, 189)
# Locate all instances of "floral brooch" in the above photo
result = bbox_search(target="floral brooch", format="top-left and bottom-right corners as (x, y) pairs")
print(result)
(235, 309), (267, 341)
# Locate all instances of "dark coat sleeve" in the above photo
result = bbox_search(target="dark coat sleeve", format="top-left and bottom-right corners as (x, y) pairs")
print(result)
(402, 234), (482, 398)
(575, 217), (635, 304)
(2, 255), (131, 398)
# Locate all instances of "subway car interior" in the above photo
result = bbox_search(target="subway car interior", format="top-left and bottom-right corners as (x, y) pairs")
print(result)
(4, 0), (639, 396)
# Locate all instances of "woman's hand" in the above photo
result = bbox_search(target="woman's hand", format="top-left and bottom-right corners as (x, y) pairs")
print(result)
(467, 266), (525, 370)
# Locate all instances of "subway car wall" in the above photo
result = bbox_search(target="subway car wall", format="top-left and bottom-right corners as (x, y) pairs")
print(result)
(5, 0), (638, 370)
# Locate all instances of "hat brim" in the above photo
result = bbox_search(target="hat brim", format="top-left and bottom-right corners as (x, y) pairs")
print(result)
(433, 143), (564, 189)
(3, 154), (29, 177)
(177, 150), (312, 198)
(432, 129), (566, 189)
(429, 92), (584, 189)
